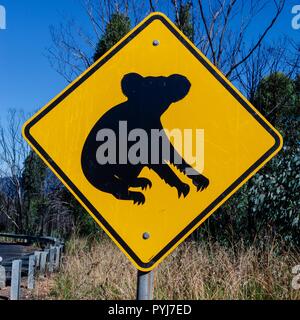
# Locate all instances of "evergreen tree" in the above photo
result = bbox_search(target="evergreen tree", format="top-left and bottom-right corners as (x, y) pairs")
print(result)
(22, 151), (47, 233)
(93, 13), (131, 62)
(253, 72), (297, 123)
(173, 0), (194, 42)
(295, 74), (300, 110)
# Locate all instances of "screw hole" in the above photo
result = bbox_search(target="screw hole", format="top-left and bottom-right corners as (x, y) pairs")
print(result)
(143, 232), (150, 240)
(153, 40), (160, 46)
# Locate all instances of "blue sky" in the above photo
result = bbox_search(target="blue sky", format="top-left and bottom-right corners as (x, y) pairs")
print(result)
(0, 0), (299, 120)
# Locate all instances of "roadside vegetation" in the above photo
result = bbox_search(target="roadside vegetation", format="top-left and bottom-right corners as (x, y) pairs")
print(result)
(47, 236), (300, 300)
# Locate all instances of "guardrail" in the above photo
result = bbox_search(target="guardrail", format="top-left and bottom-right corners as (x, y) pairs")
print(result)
(0, 233), (61, 247)
(0, 233), (64, 300)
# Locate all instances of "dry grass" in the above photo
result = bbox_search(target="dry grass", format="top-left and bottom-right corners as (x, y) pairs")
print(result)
(47, 237), (300, 300)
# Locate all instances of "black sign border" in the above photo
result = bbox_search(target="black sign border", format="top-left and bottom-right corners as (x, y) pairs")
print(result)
(24, 14), (282, 269)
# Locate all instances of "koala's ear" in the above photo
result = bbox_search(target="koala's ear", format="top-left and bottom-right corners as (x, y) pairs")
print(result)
(121, 73), (143, 98)
(168, 74), (191, 102)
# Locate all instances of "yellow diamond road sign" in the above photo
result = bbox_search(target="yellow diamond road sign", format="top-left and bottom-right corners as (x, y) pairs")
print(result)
(23, 13), (282, 271)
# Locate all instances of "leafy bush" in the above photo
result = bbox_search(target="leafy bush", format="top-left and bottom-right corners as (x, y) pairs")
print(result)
(194, 73), (300, 248)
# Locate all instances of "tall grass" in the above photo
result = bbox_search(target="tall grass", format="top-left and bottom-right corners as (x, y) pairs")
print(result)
(48, 236), (300, 300)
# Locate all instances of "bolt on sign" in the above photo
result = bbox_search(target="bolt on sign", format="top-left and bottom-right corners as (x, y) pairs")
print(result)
(23, 13), (282, 271)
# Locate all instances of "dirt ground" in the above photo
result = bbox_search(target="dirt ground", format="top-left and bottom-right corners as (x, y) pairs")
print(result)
(0, 276), (54, 300)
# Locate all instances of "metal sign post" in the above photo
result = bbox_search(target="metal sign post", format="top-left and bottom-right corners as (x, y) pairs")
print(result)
(136, 270), (154, 300)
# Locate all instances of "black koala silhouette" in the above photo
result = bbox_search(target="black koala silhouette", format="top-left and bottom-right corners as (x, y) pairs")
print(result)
(81, 73), (209, 205)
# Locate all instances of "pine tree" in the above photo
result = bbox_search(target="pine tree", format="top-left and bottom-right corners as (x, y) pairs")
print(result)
(295, 74), (300, 110)
(93, 13), (131, 62)
(22, 151), (47, 233)
(253, 72), (297, 123)
(173, 0), (194, 42)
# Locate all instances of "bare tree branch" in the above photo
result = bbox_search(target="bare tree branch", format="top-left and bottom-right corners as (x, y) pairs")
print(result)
(225, 0), (285, 78)
(216, 0), (237, 65)
(149, 0), (155, 12)
(198, 0), (217, 64)
(0, 110), (30, 232)
(48, 0), (289, 86)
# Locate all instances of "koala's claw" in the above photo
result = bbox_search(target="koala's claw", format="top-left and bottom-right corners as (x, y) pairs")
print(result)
(177, 183), (190, 198)
(192, 175), (209, 192)
(132, 192), (145, 205)
(140, 178), (152, 190)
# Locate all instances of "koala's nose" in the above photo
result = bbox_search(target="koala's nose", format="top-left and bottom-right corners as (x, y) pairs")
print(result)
(169, 74), (191, 102)
(170, 74), (190, 87)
